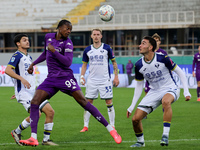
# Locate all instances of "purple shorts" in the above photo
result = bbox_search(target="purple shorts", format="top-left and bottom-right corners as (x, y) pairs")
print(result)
(144, 81), (150, 93)
(37, 76), (81, 99)
(196, 70), (200, 81)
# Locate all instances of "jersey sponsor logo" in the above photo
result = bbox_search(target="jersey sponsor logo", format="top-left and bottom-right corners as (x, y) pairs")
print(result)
(65, 48), (73, 52)
(11, 57), (15, 62)
(72, 86), (76, 89)
(55, 47), (62, 52)
(100, 50), (104, 53)
(66, 42), (71, 45)
(48, 38), (52, 41)
(59, 41), (63, 44)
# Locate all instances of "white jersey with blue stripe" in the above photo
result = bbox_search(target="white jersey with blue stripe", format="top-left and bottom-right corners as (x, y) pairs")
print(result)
(82, 43), (115, 84)
(135, 53), (177, 90)
(8, 51), (35, 101)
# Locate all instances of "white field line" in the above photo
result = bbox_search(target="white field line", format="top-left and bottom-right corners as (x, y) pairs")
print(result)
(1, 138), (200, 146)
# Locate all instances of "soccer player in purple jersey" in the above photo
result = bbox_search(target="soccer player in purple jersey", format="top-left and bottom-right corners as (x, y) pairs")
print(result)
(19, 20), (121, 146)
(144, 33), (168, 95)
(192, 45), (200, 101)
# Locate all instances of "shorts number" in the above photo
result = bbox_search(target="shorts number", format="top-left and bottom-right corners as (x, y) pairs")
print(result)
(65, 79), (76, 88)
(105, 86), (112, 93)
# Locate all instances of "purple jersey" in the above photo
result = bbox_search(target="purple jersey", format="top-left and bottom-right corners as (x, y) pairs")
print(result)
(33, 33), (81, 98)
(34, 33), (74, 78)
(192, 52), (200, 72)
(156, 48), (168, 55)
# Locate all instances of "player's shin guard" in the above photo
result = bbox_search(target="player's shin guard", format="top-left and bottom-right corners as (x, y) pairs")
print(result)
(84, 102), (109, 127)
(30, 104), (39, 139)
(107, 104), (115, 127)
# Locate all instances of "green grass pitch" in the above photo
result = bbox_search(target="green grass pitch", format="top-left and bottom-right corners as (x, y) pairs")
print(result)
(0, 87), (199, 150)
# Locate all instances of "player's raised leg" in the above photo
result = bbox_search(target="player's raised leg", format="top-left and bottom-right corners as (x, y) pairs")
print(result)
(72, 90), (122, 144)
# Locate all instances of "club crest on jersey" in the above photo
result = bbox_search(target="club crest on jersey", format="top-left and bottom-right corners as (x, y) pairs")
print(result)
(155, 63), (159, 68)
(100, 50), (104, 53)
(11, 57), (15, 62)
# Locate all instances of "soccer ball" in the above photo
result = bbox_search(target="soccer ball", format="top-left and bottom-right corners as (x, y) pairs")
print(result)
(98, 5), (115, 22)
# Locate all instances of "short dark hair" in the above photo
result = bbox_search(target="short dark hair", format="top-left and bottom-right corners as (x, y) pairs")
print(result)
(143, 36), (157, 52)
(14, 34), (28, 47)
(56, 19), (71, 29)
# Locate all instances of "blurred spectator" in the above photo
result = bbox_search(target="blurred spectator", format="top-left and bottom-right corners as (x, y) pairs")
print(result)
(126, 59), (134, 85)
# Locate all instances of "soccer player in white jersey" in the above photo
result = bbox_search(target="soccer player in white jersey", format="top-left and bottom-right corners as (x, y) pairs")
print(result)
(5, 34), (57, 146)
(126, 36), (191, 147)
(80, 28), (119, 132)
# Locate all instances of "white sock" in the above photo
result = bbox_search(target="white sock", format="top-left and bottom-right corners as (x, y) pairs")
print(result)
(15, 119), (30, 134)
(107, 104), (115, 127)
(136, 134), (144, 143)
(43, 123), (54, 141)
(83, 111), (91, 128)
(31, 133), (37, 140)
(106, 124), (114, 132)
(163, 126), (170, 137)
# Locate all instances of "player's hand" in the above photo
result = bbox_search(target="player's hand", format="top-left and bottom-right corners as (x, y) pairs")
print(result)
(113, 76), (119, 87)
(192, 72), (196, 77)
(126, 111), (131, 118)
(11, 94), (16, 99)
(21, 79), (31, 89)
(185, 96), (191, 101)
(47, 43), (56, 53)
(27, 64), (34, 74)
(80, 75), (86, 85)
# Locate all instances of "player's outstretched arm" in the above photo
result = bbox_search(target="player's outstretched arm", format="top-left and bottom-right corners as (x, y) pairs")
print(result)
(173, 66), (191, 101)
(5, 65), (31, 89)
(127, 80), (144, 117)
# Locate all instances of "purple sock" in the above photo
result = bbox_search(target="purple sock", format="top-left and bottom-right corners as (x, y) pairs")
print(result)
(197, 87), (200, 97)
(30, 104), (39, 134)
(84, 102), (109, 127)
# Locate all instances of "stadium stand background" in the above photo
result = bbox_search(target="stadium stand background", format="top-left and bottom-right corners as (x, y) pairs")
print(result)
(0, 0), (200, 68)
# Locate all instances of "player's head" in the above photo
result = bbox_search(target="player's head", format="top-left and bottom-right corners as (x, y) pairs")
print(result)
(14, 34), (30, 49)
(57, 19), (72, 39)
(152, 33), (161, 49)
(91, 28), (102, 44)
(139, 36), (157, 54)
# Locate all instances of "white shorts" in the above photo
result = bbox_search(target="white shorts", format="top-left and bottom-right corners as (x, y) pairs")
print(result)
(85, 79), (113, 100)
(138, 87), (180, 114)
(18, 99), (49, 113)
